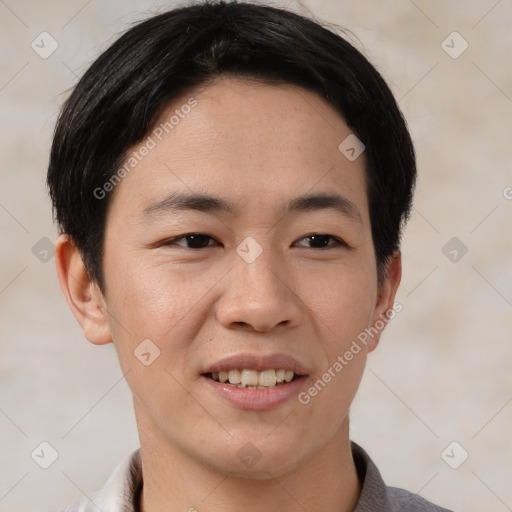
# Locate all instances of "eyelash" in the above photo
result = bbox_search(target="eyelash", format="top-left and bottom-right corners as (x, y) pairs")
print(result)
(162, 233), (347, 250)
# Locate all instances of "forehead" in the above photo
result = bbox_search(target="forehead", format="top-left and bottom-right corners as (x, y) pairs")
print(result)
(107, 76), (369, 224)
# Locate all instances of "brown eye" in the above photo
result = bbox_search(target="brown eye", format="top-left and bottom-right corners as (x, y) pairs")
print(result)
(295, 234), (345, 249)
(166, 234), (216, 248)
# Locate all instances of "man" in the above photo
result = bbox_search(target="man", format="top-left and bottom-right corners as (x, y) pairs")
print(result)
(48, 1), (453, 510)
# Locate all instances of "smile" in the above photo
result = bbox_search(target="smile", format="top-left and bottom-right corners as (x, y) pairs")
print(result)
(206, 368), (296, 389)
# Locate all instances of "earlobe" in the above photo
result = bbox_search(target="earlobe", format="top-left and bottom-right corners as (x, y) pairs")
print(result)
(366, 251), (402, 352)
(55, 234), (113, 346)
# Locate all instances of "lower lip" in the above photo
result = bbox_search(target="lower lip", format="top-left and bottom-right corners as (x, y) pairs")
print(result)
(202, 375), (308, 410)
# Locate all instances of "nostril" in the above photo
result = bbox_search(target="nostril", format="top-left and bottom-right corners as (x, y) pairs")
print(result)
(233, 321), (252, 330)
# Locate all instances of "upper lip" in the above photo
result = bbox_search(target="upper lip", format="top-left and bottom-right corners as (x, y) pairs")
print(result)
(202, 353), (309, 376)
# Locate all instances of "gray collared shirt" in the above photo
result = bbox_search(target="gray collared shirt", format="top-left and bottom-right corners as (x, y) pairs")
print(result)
(59, 443), (454, 512)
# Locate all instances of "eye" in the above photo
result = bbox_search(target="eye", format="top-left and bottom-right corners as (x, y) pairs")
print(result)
(160, 233), (346, 250)
(164, 233), (218, 249)
(294, 234), (346, 249)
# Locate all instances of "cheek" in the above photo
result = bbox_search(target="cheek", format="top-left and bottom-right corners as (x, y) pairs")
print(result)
(302, 262), (377, 345)
(102, 256), (215, 375)
(105, 255), (215, 329)
(301, 259), (376, 426)
(296, 342), (366, 455)
(102, 261), (206, 415)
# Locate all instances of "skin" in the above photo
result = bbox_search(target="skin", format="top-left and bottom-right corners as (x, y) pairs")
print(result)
(56, 76), (401, 512)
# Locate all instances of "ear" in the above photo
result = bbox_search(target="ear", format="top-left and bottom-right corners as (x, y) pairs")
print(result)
(366, 250), (402, 353)
(55, 234), (112, 345)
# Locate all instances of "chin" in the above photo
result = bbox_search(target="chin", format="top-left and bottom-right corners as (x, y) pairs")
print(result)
(201, 437), (308, 479)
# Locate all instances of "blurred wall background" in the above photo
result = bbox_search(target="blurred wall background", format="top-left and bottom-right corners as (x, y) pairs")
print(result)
(1, 1), (511, 511)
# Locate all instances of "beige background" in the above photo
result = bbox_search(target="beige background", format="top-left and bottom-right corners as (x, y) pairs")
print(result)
(1, 1), (511, 511)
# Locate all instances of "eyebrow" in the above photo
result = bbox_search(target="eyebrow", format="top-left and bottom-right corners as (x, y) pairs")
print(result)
(287, 193), (362, 223)
(142, 192), (362, 223)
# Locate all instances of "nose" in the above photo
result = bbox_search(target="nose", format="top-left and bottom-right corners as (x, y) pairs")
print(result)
(215, 246), (302, 333)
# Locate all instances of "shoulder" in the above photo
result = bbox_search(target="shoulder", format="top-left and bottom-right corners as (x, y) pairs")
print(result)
(387, 486), (455, 512)
(351, 442), (455, 512)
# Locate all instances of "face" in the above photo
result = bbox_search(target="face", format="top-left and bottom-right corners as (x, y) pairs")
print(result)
(62, 76), (400, 478)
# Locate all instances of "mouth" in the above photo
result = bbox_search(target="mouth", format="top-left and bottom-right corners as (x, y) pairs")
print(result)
(201, 353), (309, 409)
(203, 368), (299, 389)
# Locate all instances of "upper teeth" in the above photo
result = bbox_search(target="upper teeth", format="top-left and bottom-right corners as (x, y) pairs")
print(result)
(211, 369), (295, 388)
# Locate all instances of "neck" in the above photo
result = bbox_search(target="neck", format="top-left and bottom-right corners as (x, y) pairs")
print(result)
(136, 415), (361, 512)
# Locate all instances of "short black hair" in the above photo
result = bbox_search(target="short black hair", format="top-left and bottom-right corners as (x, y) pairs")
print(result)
(47, 0), (416, 291)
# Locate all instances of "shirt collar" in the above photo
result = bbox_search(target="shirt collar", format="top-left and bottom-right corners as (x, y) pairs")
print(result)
(94, 448), (142, 512)
(91, 442), (389, 512)
(351, 441), (393, 511)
